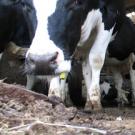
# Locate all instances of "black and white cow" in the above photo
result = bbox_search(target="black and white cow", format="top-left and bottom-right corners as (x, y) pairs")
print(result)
(25, 0), (124, 111)
(0, 0), (37, 58)
(66, 12), (135, 107)
(104, 15), (135, 106)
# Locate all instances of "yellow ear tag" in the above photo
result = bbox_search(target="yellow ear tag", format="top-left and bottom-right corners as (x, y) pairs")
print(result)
(60, 72), (66, 80)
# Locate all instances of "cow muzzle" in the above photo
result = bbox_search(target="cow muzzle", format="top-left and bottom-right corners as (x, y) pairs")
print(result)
(25, 52), (58, 75)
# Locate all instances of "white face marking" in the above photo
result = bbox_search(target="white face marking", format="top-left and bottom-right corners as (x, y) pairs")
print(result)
(26, 0), (72, 73)
(27, 0), (64, 62)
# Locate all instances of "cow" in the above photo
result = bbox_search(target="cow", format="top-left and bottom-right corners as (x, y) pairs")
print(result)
(25, 0), (124, 111)
(68, 15), (135, 107)
(0, 0), (37, 60)
(104, 15), (135, 106)
(76, 15), (135, 106)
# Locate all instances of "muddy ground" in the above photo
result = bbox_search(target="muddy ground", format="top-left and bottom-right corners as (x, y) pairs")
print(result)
(0, 52), (134, 135)
(0, 83), (135, 135)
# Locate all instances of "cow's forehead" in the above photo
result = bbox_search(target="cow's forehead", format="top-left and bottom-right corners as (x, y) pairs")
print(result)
(33, 0), (58, 18)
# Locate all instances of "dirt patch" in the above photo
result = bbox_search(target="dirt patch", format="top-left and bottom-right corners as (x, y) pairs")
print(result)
(0, 83), (135, 135)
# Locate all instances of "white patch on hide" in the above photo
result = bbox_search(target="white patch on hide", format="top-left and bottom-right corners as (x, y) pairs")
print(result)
(78, 9), (102, 46)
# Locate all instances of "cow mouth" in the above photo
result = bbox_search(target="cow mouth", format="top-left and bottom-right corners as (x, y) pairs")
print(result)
(25, 59), (71, 76)
(25, 60), (58, 76)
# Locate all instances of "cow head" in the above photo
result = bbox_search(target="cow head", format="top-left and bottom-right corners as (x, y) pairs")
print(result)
(25, 0), (123, 75)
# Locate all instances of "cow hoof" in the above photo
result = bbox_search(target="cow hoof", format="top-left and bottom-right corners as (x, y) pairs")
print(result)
(84, 100), (102, 112)
(117, 89), (129, 106)
(48, 95), (63, 106)
(48, 87), (61, 99)
(117, 96), (129, 107)
(117, 99), (127, 107)
(91, 100), (102, 111)
(48, 90), (65, 103)
(84, 101), (93, 112)
(85, 90), (102, 111)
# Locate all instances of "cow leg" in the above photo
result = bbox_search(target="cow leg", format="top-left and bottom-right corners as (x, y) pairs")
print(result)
(48, 74), (68, 102)
(82, 57), (93, 111)
(130, 66), (135, 106)
(129, 53), (135, 106)
(60, 78), (68, 101)
(86, 53), (103, 111)
(0, 53), (3, 60)
(26, 75), (36, 90)
(48, 76), (61, 97)
(84, 25), (114, 111)
(112, 70), (128, 105)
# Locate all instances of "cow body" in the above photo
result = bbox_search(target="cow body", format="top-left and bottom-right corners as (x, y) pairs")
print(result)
(0, 0), (36, 53)
(104, 16), (135, 105)
(67, 15), (135, 107)
(26, 0), (124, 111)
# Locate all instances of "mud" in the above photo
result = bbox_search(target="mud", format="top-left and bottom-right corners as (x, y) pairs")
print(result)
(0, 83), (134, 135)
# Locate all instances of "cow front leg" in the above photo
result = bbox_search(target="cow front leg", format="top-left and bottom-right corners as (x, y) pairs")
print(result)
(26, 75), (36, 90)
(48, 76), (61, 97)
(85, 24), (114, 111)
(85, 53), (103, 111)
(112, 70), (128, 105)
(82, 58), (93, 111)
(130, 67), (135, 106)
(48, 74), (68, 102)
(129, 53), (135, 106)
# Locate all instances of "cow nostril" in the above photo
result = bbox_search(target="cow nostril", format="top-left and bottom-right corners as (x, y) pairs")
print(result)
(55, 51), (59, 57)
(50, 52), (59, 63)
(56, 51), (59, 55)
